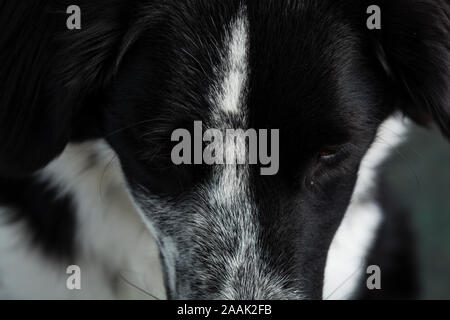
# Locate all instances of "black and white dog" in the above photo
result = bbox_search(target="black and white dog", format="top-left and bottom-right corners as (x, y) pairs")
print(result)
(0, 0), (448, 299)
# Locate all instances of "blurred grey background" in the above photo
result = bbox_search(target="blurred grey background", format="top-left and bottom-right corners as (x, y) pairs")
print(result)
(382, 124), (450, 299)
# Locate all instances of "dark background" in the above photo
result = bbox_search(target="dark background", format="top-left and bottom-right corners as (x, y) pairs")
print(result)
(382, 124), (450, 299)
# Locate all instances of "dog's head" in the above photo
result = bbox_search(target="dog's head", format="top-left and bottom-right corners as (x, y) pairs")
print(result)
(1, 0), (448, 299)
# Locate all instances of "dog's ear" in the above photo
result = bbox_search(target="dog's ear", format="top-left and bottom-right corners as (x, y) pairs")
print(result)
(371, 0), (449, 138)
(0, 2), (136, 177)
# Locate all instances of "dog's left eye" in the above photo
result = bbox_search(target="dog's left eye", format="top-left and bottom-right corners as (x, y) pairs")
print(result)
(316, 144), (352, 165)
(318, 149), (337, 159)
(318, 148), (340, 161)
(305, 144), (355, 190)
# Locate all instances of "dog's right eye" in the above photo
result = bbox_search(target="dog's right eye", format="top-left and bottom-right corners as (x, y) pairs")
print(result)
(146, 160), (187, 193)
(143, 154), (200, 196)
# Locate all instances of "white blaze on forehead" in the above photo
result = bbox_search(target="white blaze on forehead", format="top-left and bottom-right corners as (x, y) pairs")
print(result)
(212, 9), (249, 115)
(203, 8), (300, 299)
(210, 7), (251, 199)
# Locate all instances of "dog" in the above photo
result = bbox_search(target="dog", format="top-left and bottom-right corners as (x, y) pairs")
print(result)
(0, 0), (448, 299)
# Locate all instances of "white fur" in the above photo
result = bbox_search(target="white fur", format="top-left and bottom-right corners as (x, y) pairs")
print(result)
(323, 114), (410, 299)
(211, 9), (249, 115)
(0, 116), (410, 299)
(0, 141), (165, 299)
(206, 8), (301, 299)
(211, 8), (256, 297)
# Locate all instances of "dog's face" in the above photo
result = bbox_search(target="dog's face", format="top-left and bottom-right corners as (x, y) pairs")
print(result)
(1, 0), (448, 299)
(105, 1), (390, 299)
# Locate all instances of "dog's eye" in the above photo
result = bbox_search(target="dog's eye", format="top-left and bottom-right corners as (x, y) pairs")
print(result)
(316, 144), (353, 165)
(318, 148), (339, 161)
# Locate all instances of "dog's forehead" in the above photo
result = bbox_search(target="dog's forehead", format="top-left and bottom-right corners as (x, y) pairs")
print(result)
(208, 5), (249, 126)
(132, 0), (380, 154)
(149, 1), (371, 129)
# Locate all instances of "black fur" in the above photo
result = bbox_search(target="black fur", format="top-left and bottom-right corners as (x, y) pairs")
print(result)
(0, 177), (76, 261)
(0, 0), (448, 299)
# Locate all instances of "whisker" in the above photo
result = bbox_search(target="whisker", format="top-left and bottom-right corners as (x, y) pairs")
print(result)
(104, 119), (161, 138)
(324, 263), (365, 300)
(98, 153), (118, 201)
(118, 274), (162, 300)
